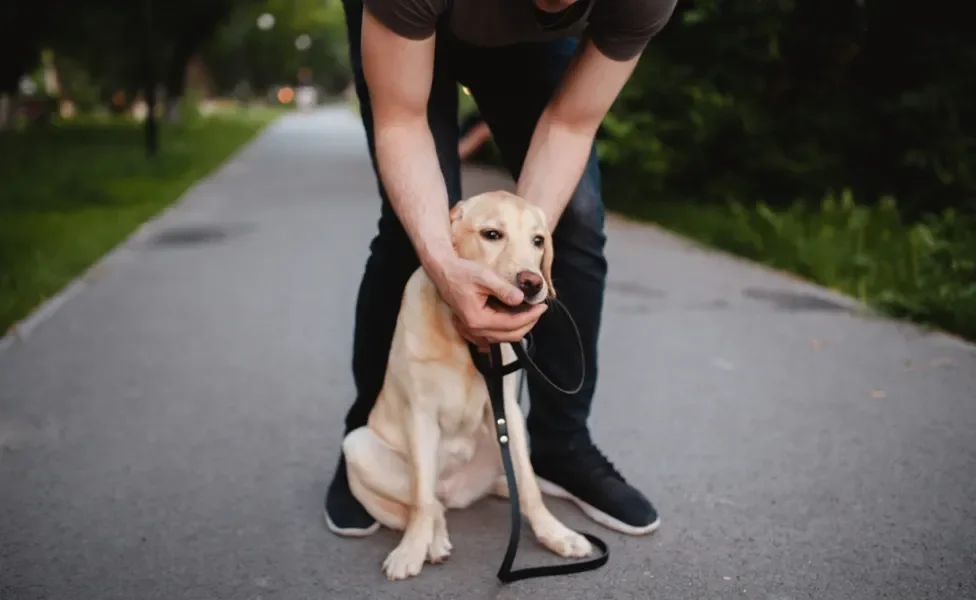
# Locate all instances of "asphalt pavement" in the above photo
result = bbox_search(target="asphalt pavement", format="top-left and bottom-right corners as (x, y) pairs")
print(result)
(2, 106), (975, 600)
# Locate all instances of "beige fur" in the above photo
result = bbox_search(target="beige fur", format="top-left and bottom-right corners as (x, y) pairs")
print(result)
(342, 190), (593, 580)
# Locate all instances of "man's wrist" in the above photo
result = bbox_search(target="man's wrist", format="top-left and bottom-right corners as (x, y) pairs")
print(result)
(517, 114), (596, 234)
(419, 241), (457, 287)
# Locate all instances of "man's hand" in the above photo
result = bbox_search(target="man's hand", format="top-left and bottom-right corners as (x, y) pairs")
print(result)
(431, 256), (547, 349)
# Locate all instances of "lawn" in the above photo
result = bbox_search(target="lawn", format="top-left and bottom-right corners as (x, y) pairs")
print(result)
(0, 110), (280, 334)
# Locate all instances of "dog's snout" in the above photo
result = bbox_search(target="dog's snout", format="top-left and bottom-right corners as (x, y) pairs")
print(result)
(517, 271), (543, 298)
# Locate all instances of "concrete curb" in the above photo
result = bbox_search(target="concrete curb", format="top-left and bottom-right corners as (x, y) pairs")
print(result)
(606, 210), (976, 353)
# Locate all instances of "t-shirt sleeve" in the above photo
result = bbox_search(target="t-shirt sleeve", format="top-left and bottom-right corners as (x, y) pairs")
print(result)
(361, 0), (446, 40)
(586, 0), (678, 62)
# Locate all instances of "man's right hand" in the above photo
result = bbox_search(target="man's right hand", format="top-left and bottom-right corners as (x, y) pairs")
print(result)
(430, 257), (547, 349)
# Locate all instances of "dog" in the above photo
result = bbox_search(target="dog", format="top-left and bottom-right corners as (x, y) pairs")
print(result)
(342, 190), (594, 580)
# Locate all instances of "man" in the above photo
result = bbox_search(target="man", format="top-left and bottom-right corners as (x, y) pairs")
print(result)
(326, 0), (678, 538)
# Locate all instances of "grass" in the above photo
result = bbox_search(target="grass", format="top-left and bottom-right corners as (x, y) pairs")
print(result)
(606, 182), (976, 341)
(0, 109), (281, 334)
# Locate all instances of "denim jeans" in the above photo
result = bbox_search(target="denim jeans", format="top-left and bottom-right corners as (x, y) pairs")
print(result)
(339, 0), (608, 452)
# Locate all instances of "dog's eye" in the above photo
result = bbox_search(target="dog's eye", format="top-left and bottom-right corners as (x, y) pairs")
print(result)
(481, 229), (503, 241)
(533, 235), (545, 247)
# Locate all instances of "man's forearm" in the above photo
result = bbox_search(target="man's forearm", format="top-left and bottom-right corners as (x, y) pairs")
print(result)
(373, 118), (456, 277)
(516, 39), (643, 230)
(515, 111), (599, 232)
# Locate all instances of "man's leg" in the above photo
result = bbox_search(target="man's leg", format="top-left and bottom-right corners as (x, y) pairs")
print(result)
(458, 39), (659, 535)
(325, 0), (462, 536)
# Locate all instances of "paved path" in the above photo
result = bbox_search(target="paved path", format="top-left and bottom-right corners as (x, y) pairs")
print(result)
(2, 106), (975, 600)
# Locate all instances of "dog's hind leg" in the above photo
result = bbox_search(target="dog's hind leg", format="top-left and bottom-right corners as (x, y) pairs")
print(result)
(342, 426), (411, 531)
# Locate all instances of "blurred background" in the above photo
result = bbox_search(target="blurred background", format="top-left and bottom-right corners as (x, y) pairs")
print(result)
(1, 0), (973, 342)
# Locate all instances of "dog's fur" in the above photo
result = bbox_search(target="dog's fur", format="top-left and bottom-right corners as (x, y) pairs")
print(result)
(342, 190), (593, 580)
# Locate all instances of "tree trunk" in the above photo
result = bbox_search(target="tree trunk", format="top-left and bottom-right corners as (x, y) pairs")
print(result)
(0, 93), (11, 131)
(143, 0), (158, 157)
(164, 40), (193, 124)
(164, 9), (227, 123)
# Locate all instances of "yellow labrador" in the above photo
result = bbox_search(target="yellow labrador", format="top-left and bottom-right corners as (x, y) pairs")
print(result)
(342, 190), (593, 580)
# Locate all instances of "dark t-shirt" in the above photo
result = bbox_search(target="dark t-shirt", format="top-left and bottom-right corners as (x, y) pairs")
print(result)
(362, 0), (677, 62)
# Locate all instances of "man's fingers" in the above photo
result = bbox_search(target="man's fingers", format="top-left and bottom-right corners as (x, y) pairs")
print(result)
(477, 303), (547, 332)
(470, 307), (547, 344)
(454, 299), (546, 346)
(452, 315), (489, 349)
(478, 325), (534, 344)
(475, 268), (524, 307)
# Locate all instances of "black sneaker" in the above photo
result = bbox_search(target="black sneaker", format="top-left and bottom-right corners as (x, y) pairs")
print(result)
(324, 454), (380, 537)
(531, 438), (660, 536)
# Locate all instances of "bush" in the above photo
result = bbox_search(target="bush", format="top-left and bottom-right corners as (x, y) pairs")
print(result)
(597, 0), (976, 339)
(599, 0), (976, 218)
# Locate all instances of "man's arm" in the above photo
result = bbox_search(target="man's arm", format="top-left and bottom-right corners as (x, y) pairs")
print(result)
(361, 6), (538, 343)
(360, 7), (455, 277)
(516, 0), (678, 230)
(515, 41), (640, 230)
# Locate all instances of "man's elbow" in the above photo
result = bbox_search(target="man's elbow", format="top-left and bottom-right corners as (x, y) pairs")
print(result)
(372, 103), (430, 140)
(542, 102), (605, 141)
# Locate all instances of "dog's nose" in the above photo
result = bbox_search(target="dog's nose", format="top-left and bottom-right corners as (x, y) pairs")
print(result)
(516, 271), (543, 298)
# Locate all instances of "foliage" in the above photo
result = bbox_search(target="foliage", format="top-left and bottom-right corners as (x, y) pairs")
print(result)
(598, 0), (976, 339)
(0, 111), (278, 333)
(2, 0), (352, 119)
(0, 1), (49, 94)
(203, 0), (352, 97)
(599, 0), (976, 220)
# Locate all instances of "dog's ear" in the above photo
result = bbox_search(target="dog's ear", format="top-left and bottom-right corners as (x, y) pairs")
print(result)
(540, 226), (556, 299)
(449, 201), (465, 249)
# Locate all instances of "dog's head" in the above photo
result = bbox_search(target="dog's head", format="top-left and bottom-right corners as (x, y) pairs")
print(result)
(449, 191), (555, 306)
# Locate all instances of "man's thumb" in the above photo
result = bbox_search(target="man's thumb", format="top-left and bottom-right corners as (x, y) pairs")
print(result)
(479, 269), (523, 306)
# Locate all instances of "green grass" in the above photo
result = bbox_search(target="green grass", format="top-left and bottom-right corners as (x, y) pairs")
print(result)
(606, 185), (976, 341)
(0, 111), (280, 334)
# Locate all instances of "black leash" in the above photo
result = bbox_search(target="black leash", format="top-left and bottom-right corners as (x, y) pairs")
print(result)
(466, 314), (609, 583)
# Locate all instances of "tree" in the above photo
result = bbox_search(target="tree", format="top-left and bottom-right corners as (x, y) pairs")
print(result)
(598, 0), (976, 218)
(32, 0), (251, 152)
(202, 0), (351, 98)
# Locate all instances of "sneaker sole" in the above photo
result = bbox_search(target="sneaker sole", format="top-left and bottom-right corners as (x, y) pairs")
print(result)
(323, 508), (381, 537)
(536, 477), (661, 537)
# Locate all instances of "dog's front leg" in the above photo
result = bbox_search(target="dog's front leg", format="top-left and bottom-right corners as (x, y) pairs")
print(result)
(500, 360), (592, 559)
(382, 405), (451, 580)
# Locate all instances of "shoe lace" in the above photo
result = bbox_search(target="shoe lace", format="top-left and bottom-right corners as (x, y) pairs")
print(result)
(575, 439), (626, 483)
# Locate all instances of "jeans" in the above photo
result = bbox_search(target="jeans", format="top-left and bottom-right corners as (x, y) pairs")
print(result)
(339, 0), (609, 452)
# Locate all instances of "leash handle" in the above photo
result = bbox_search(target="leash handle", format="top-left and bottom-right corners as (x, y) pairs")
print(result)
(511, 305), (587, 395)
(471, 342), (610, 584)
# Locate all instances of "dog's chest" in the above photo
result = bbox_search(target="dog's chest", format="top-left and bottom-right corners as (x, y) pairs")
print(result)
(432, 371), (487, 467)
(436, 374), (489, 437)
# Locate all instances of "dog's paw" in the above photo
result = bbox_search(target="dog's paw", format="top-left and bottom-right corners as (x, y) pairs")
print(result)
(427, 510), (452, 563)
(536, 522), (593, 559)
(427, 530), (452, 564)
(382, 539), (428, 580)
